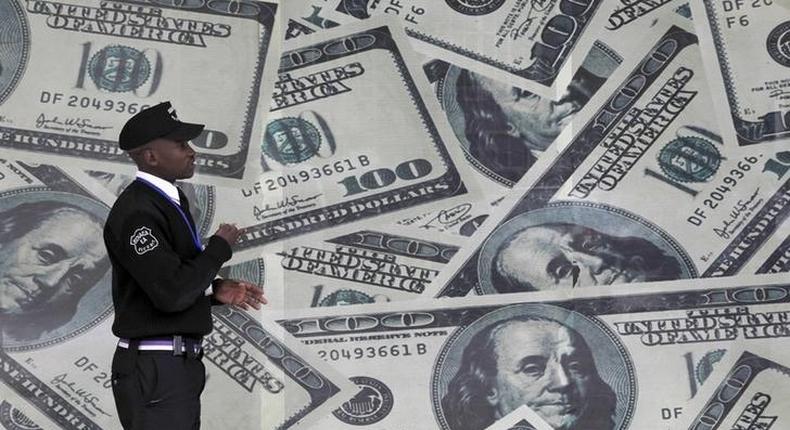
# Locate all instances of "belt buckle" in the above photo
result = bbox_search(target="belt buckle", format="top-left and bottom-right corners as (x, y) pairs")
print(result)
(172, 335), (184, 356)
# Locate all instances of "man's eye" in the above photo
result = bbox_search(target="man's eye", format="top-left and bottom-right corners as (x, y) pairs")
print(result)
(36, 247), (58, 264)
(554, 263), (576, 279)
(580, 234), (603, 251)
(566, 360), (585, 373)
(521, 363), (545, 376)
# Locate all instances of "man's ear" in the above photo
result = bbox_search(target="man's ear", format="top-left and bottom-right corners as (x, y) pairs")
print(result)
(142, 148), (158, 166)
(486, 387), (499, 406)
(505, 121), (519, 137)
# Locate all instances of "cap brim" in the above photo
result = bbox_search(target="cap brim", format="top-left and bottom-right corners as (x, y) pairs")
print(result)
(163, 122), (204, 142)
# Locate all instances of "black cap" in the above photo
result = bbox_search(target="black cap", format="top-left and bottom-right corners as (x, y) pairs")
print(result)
(118, 101), (204, 150)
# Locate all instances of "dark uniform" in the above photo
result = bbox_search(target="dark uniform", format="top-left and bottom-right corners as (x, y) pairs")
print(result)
(104, 102), (230, 429)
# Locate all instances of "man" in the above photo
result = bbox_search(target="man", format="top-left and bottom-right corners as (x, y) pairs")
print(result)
(441, 316), (617, 430)
(454, 67), (606, 183)
(103, 102), (266, 429)
(0, 200), (109, 343)
(491, 222), (684, 293)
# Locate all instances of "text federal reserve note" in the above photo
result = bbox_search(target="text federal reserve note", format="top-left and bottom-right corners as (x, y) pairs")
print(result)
(0, 0), (280, 186)
(428, 19), (790, 298)
(690, 0), (790, 147)
(279, 274), (790, 429)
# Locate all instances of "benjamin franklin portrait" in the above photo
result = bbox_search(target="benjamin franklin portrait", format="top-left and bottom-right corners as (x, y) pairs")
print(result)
(477, 204), (695, 295)
(434, 304), (634, 430)
(0, 193), (111, 347)
(442, 43), (620, 185)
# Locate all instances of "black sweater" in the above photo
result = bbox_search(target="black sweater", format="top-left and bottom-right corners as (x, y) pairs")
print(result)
(103, 180), (231, 338)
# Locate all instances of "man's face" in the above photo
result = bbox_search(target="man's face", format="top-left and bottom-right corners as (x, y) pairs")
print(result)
(477, 75), (577, 151)
(497, 224), (654, 290)
(147, 138), (197, 181)
(487, 320), (595, 429)
(0, 210), (105, 315)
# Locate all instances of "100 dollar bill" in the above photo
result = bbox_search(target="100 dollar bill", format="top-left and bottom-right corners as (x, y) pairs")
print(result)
(327, 0), (612, 99)
(690, 0), (790, 147)
(429, 18), (790, 298)
(237, 17), (485, 254)
(680, 348), (790, 430)
(278, 274), (790, 429)
(0, 0), (280, 186)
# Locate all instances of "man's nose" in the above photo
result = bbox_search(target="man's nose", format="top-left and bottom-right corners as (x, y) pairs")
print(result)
(36, 262), (72, 292)
(186, 143), (196, 156)
(572, 251), (607, 274)
(546, 363), (572, 389)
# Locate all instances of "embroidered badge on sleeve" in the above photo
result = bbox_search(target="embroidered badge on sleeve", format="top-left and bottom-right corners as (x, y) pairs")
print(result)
(130, 226), (159, 255)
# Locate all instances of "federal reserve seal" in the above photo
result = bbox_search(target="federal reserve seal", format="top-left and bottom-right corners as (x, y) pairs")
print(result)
(658, 136), (721, 183)
(333, 376), (394, 425)
(319, 289), (376, 306)
(767, 21), (790, 67)
(445, 0), (506, 15)
(262, 117), (322, 165)
(89, 45), (151, 92)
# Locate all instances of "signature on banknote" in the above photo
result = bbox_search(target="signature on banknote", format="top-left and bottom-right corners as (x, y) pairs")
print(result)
(713, 189), (763, 240)
(253, 193), (323, 220)
(511, 0), (555, 40)
(50, 372), (110, 418)
(34, 113), (112, 132)
(421, 203), (472, 230)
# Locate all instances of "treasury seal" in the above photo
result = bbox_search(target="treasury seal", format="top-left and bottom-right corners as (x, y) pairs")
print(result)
(333, 376), (394, 425)
(262, 117), (322, 165)
(0, 401), (41, 430)
(89, 45), (151, 93)
(658, 136), (721, 183)
(445, 0), (506, 16)
(767, 21), (790, 67)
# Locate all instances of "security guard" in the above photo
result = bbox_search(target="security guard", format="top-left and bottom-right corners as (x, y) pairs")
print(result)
(103, 102), (266, 429)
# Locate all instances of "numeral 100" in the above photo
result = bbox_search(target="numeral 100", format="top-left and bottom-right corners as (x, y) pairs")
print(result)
(338, 159), (432, 196)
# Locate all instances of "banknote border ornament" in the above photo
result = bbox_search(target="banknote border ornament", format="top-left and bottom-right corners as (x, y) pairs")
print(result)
(431, 303), (636, 430)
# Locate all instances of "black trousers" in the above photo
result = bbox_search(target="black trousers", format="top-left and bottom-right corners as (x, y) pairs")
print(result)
(111, 347), (206, 429)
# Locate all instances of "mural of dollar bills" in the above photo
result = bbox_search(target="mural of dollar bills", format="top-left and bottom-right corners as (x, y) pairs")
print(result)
(2, 0), (790, 429)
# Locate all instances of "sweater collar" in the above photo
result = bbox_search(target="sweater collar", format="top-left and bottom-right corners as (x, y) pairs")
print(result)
(135, 171), (180, 205)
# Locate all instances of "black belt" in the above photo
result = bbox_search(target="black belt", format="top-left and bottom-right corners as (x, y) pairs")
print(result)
(118, 336), (203, 359)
